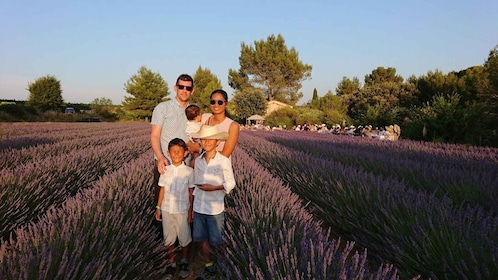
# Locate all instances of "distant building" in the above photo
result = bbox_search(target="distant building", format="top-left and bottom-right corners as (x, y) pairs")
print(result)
(265, 100), (292, 116)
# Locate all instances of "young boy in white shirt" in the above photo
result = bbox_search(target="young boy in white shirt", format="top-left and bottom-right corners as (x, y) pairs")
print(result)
(191, 125), (236, 279)
(155, 138), (194, 279)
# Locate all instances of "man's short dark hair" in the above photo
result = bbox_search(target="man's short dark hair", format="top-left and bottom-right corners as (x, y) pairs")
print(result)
(176, 74), (194, 87)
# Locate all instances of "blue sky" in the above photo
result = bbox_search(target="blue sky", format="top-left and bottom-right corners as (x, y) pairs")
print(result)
(1, 0), (496, 105)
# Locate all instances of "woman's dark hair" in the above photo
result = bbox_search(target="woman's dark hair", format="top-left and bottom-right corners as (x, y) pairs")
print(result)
(210, 89), (228, 101)
(185, 104), (201, 121)
(168, 138), (188, 151)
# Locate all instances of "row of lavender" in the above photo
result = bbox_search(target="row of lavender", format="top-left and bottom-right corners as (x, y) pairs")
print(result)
(0, 123), (146, 152)
(265, 131), (498, 215)
(237, 131), (498, 279)
(0, 153), (169, 279)
(223, 148), (400, 279)
(0, 123), (151, 241)
(1, 123), (402, 279)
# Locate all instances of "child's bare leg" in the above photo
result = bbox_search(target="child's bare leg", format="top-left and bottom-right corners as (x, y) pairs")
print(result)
(166, 244), (176, 264)
(201, 240), (211, 264)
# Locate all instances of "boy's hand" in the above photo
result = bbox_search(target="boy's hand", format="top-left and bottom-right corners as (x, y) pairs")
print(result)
(197, 184), (221, 191)
(187, 140), (201, 153)
(187, 209), (193, 223)
(155, 209), (162, 221)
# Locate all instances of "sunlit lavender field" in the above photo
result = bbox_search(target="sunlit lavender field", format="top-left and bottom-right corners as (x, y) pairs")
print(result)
(0, 123), (496, 279)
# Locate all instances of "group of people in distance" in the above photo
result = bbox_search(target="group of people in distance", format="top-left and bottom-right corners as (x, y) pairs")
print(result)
(150, 74), (240, 280)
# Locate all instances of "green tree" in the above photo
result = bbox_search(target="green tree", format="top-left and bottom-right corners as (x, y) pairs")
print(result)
(264, 106), (299, 129)
(232, 88), (267, 120)
(27, 75), (64, 112)
(91, 97), (118, 121)
(192, 66), (222, 110)
(418, 93), (461, 143)
(350, 67), (416, 125)
(484, 44), (498, 94)
(228, 34), (312, 104)
(364, 66), (403, 86)
(335, 76), (361, 108)
(414, 69), (465, 104)
(454, 66), (489, 102)
(310, 88), (319, 109)
(122, 66), (169, 120)
(318, 91), (349, 126)
(483, 45), (498, 139)
(296, 108), (324, 126)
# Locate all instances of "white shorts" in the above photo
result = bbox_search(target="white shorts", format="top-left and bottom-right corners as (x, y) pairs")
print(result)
(161, 211), (192, 247)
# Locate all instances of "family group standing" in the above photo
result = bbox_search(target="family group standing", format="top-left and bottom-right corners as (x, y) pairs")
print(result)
(150, 74), (239, 280)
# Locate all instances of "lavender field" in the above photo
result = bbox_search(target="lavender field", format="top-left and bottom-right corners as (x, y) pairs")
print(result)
(0, 123), (496, 279)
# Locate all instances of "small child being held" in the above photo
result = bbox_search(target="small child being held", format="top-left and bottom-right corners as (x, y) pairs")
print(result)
(185, 104), (202, 167)
(155, 138), (194, 279)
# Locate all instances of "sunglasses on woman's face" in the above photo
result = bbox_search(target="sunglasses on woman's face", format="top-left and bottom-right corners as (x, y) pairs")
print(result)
(210, 100), (226, 105)
(177, 85), (193, 92)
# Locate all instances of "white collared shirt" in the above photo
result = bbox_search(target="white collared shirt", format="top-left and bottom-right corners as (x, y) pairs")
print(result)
(158, 164), (194, 213)
(193, 152), (235, 215)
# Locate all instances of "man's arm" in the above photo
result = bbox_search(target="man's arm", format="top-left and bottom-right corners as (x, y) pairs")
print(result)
(151, 124), (168, 174)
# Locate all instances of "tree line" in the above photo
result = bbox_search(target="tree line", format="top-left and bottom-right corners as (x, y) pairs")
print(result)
(1, 34), (496, 147)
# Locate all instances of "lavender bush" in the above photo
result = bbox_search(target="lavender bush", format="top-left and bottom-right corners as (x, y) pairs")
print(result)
(2, 123), (495, 279)
(0, 153), (168, 279)
(262, 131), (498, 215)
(238, 131), (497, 279)
(0, 124), (151, 241)
(222, 148), (402, 279)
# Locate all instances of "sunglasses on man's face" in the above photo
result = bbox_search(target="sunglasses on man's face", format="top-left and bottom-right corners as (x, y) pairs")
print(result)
(177, 85), (193, 92)
(210, 99), (226, 105)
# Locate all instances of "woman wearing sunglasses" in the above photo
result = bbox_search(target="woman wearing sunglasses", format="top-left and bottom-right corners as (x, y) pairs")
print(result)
(200, 89), (240, 158)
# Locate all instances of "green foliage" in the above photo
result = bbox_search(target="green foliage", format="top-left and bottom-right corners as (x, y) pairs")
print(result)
(345, 67), (417, 125)
(91, 97), (118, 121)
(123, 66), (169, 120)
(484, 45), (498, 93)
(419, 93), (461, 142)
(335, 76), (361, 111)
(364, 66), (403, 86)
(26, 75), (64, 112)
(414, 69), (465, 104)
(228, 34), (312, 104)
(318, 91), (347, 114)
(455, 66), (489, 102)
(296, 108), (324, 125)
(191, 66), (222, 111)
(232, 88), (267, 120)
(0, 101), (38, 121)
(264, 106), (299, 128)
(409, 93), (492, 145)
(362, 104), (400, 127)
(322, 110), (349, 128)
(310, 88), (319, 109)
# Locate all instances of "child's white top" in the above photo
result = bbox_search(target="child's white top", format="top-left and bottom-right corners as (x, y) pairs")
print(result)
(158, 164), (195, 213)
(186, 121), (202, 140)
(193, 152), (235, 215)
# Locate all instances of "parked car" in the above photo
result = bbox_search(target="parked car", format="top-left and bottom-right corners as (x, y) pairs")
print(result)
(65, 107), (76, 114)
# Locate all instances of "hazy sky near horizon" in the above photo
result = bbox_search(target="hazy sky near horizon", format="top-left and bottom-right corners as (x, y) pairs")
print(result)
(1, 0), (496, 105)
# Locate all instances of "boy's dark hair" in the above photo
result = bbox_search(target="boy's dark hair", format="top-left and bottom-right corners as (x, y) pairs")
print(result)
(168, 138), (188, 151)
(185, 104), (201, 121)
(176, 74), (194, 87)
